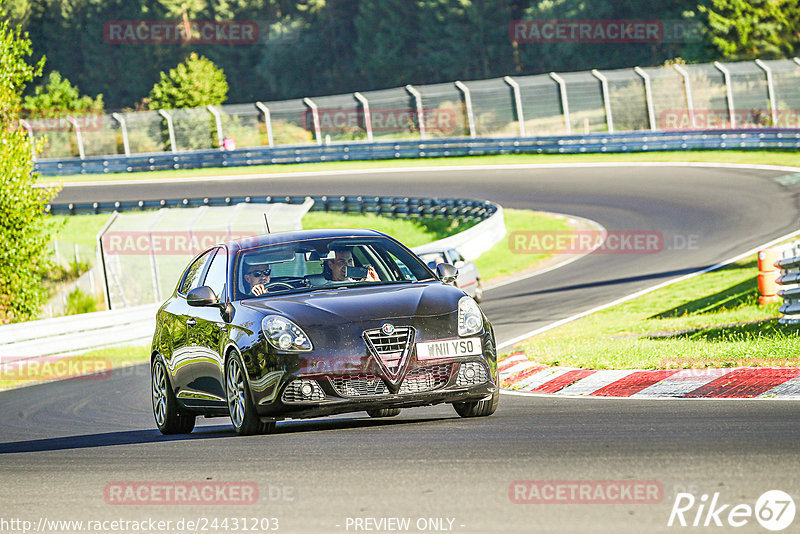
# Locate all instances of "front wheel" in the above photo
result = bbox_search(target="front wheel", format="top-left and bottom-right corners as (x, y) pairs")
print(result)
(452, 388), (499, 418)
(226, 353), (275, 435)
(151, 356), (195, 434)
(473, 279), (484, 303)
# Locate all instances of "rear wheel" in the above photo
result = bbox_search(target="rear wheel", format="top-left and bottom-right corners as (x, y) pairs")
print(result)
(452, 388), (499, 418)
(366, 408), (402, 418)
(151, 356), (196, 434)
(226, 352), (275, 435)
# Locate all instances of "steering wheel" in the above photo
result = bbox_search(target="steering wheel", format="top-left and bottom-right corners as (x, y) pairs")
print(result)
(266, 282), (294, 291)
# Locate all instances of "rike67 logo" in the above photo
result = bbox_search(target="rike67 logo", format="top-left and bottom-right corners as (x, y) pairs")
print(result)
(668, 490), (795, 531)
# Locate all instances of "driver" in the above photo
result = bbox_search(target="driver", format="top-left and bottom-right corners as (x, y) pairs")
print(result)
(243, 264), (273, 296)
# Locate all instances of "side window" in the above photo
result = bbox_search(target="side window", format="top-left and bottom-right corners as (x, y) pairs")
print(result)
(449, 249), (465, 264)
(202, 247), (228, 301)
(178, 250), (213, 295)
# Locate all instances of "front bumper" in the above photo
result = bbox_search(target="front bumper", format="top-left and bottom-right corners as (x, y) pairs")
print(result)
(256, 358), (496, 421)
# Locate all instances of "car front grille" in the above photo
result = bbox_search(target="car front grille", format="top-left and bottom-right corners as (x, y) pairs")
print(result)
(455, 361), (491, 386)
(363, 327), (412, 373)
(330, 375), (389, 397)
(281, 379), (326, 403)
(398, 364), (452, 394)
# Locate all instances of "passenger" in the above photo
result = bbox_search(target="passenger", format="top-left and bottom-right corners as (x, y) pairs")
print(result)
(323, 247), (379, 282)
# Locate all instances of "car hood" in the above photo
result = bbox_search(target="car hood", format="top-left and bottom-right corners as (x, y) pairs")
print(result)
(240, 282), (463, 327)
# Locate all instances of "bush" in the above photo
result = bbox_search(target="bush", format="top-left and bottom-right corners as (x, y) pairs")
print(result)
(0, 22), (59, 324)
(65, 288), (97, 315)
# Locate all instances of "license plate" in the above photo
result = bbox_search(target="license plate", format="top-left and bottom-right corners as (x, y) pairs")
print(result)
(416, 337), (482, 359)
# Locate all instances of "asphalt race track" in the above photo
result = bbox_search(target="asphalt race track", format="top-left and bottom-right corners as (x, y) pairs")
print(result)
(2, 164), (800, 533)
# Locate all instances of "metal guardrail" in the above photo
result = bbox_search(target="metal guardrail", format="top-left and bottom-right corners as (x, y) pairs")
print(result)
(35, 129), (800, 177)
(47, 194), (499, 219)
(776, 240), (800, 324)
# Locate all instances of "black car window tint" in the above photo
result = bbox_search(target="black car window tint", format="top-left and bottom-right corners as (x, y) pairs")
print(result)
(202, 247), (227, 301)
(178, 249), (214, 295)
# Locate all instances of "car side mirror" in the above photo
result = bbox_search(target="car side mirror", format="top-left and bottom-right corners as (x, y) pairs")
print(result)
(436, 263), (458, 284)
(187, 286), (219, 307)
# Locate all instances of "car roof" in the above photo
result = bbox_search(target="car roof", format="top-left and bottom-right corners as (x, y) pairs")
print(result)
(224, 228), (389, 252)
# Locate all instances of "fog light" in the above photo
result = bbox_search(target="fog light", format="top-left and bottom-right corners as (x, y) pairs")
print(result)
(464, 367), (476, 379)
(300, 383), (313, 397)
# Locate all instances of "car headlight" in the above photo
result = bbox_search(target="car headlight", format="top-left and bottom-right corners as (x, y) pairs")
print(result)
(262, 315), (313, 352)
(458, 296), (483, 336)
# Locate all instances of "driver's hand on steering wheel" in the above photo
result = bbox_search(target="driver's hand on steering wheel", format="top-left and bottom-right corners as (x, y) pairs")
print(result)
(251, 284), (269, 296)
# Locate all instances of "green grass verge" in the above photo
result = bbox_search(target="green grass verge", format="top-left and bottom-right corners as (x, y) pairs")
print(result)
(50, 213), (112, 247)
(0, 345), (148, 392)
(39, 150), (800, 184)
(513, 257), (800, 369)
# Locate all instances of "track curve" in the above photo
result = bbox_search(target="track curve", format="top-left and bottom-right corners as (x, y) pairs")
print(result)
(3, 164), (800, 533)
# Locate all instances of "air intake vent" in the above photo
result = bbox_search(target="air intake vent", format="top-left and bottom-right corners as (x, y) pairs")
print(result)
(398, 364), (452, 394)
(456, 361), (491, 386)
(281, 379), (325, 403)
(330, 375), (388, 397)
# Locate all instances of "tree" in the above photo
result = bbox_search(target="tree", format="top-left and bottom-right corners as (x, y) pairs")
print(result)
(22, 70), (104, 117)
(147, 52), (228, 110)
(699, 0), (800, 59)
(0, 21), (59, 323)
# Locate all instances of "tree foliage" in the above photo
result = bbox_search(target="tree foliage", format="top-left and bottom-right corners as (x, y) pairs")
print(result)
(22, 70), (104, 117)
(699, 0), (800, 59)
(147, 52), (228, 109)
(0, 20), (59, 323)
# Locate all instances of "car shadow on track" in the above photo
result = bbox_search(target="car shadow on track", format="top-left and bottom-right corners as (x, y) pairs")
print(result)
(0, 416), (454, 454)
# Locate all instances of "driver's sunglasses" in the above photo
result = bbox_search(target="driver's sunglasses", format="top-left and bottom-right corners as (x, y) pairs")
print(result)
(248, 269), (271, 277)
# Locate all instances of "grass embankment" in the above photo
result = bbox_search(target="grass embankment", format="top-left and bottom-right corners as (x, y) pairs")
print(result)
(39, 150), (800, 185)
(513, 257), (800, 369)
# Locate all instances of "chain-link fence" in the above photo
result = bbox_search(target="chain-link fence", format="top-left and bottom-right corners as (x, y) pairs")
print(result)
(25, 59), (800, 160)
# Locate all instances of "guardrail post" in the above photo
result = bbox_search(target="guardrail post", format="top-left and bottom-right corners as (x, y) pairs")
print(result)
(255, 102), (274, 147)
(405, 84), (426, 139)
(158, 109), (177, 153)
(634, 66), (656, 131)
(755, 59), (779, 126)
(454, 81), (476, 138)
(353, 92), (373, 142)
(714, 61), (736, 128)
(18, 119), (36, 161)
(672, 64), (696, 129)
(96, 212), (119, 310)
(503, 76), (526, 136)
(111, 113), (131, 156)
(207, 105), (224, 149)
(549, 72), (571, 135)
(303, 97), (322, 145)
(591, 69), (614, 133)
(65, 116), (85, 160)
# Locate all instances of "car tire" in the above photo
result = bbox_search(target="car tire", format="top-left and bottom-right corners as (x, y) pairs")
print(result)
(366, 408), (402, 418)
(452, 388), (499, 418)
(226, 352), (275, 436)
(151, 356), (196, 435)
(473, 279), (484, 303)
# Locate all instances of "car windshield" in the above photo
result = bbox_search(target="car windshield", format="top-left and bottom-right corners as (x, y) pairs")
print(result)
(235, 236), (436, 299)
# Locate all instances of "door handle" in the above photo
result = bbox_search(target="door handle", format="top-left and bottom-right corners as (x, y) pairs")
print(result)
(186, 318), (197, 327)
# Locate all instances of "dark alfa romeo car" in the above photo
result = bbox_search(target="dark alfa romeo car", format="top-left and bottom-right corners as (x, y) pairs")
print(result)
(150, 229), (498, 435)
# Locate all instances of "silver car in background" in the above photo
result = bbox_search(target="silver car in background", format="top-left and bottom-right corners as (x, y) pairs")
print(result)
(418, 248), (483, 302)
